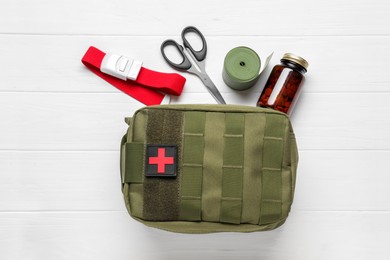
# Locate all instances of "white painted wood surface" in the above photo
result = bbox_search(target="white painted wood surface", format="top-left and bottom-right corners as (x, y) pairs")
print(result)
(1, 0), (389, 259)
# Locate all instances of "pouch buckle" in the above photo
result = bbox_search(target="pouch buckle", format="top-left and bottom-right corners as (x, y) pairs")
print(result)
(100, 53), (143, 81)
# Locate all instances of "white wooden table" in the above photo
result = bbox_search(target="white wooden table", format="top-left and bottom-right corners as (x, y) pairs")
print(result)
(1, 0), (389, 259)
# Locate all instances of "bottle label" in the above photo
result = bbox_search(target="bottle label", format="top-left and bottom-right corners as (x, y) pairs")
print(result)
(267, 69), (292, 105)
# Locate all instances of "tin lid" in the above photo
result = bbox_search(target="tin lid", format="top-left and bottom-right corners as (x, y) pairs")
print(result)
(281, 53), (309, 71)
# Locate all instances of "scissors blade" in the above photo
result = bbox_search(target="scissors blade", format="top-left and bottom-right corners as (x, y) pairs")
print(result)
(198, 73), (226, 104)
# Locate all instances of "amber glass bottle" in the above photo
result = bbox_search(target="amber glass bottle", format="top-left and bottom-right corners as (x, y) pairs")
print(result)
(256, 53), (308, 115)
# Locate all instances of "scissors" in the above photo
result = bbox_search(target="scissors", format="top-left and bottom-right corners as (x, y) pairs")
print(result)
(161, 26), (226, 104)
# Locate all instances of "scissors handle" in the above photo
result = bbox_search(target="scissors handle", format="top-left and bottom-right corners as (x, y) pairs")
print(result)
(181, 26), (207, 62)
(161, 40), (192, 70)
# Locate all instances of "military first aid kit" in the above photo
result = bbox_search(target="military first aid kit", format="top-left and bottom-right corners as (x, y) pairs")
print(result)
(81, 26), (304, 233)
(121, 104), (298, 233)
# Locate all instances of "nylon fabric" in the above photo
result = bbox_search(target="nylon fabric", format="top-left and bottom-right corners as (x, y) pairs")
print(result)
(133, 109), (148, 143)
(124, 142), (144, 183)
(121, 105), (299, 233)
(289, 132), (299, 203)
(128, 183), (143, 218)
(281, 123), (293, 217)
(147, 104), (286, 115)
(120, 135), (127, 186)
(220, 113), (244, 224)
(202, 112), (225, 222)
(121, 117), (133, 185)
(180, 112), (206, 221)
(135, 216), (286, 234)
(81, 46), (186, 105)
(290, 132), (299, 189)
(241, 113), (265, 224)
(143, 110), (183, 221)
(259, 114), (286, 224)
(128, 109), (148, 220)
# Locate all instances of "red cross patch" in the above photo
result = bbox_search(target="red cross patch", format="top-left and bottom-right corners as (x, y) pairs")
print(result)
(145, 145), (177, 177)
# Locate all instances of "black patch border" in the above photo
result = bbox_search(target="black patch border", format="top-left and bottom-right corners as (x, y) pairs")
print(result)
(145, 144), (178, 177)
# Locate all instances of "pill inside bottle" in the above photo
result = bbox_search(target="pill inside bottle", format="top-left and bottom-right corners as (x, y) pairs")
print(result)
(256, 53), (309, 115)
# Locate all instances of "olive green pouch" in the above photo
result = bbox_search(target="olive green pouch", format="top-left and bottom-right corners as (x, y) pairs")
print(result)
(120, 104), (298, 233)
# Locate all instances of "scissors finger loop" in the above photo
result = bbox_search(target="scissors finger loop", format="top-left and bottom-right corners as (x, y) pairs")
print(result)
(181, 26), (207, 62)
(161, 40), (192, 70)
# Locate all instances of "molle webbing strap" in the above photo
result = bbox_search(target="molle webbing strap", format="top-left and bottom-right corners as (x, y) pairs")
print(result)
(220, 113), (245, 224)
(241, 113), (265, 224)
(179, 112), (206, 221)
(259, 114), (286, 224)
(81, 46), (186, 106)
(143, 109), (183, 221)
(201, 112), (225, 222)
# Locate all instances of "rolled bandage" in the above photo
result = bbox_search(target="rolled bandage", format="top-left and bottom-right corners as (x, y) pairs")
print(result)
(223, 46), (273, 90)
